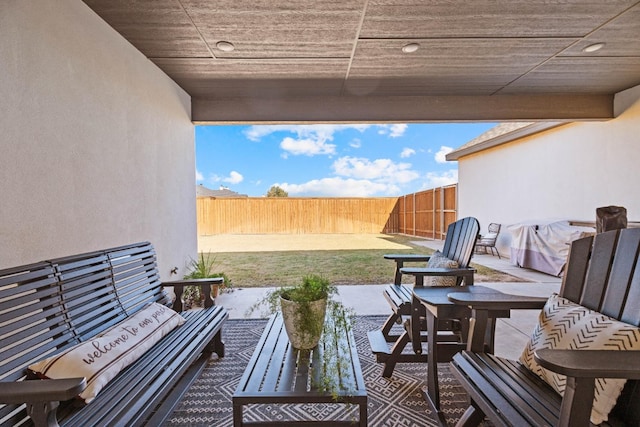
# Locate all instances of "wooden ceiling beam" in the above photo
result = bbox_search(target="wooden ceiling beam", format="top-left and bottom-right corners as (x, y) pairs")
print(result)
(192, 94), (614, 124)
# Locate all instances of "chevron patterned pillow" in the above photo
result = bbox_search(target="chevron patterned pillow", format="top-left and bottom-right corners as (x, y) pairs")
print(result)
(425, 250), (459, 286)
(520, 293), (640, 425)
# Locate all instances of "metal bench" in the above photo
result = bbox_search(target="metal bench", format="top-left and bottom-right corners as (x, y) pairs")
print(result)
(0, 242), (228, 427)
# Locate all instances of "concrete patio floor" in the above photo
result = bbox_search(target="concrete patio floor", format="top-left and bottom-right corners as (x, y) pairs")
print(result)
(214, 239), (561, 360)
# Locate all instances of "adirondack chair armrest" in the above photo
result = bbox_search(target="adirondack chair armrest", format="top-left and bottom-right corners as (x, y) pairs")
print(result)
(400, 266), (476, 286)
(383, 254), (432, 263)
(534, 349), (640, 379)
(400, 266), (475, 277)
(383, 254), (431, 262)
(164, 277), (224, 310)
(447, 292), (547, 310)
(0, 377), (86, 404)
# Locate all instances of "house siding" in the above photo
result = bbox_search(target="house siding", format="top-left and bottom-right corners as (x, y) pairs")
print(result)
(457, 85), (640, 258)
(0, 1), (197, 277)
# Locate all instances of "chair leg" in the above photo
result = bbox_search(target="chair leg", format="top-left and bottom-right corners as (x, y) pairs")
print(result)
(382, 331), (411, 377)
(490, 246), (500, 259)
(381, 311), (402, 341)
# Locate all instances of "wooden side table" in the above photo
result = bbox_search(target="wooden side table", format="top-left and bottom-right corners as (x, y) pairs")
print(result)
(412, 285), (510, 426)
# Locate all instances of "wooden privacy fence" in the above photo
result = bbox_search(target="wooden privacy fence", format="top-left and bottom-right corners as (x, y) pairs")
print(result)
(197, 197), (400, 234)
(196, 185), (457, 239)
(397, 184), (458, 240)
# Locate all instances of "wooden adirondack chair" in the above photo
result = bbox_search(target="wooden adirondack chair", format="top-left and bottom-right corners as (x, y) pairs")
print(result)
(449, 227), (640, 427)
(368, 216), (480, 377)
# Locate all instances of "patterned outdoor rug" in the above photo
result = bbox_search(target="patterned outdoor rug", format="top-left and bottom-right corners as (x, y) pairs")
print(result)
(165, 316), (472, 427)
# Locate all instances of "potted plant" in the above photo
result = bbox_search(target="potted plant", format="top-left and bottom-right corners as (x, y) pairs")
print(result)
(247, 275), (355, 399)
(182, 252), (232, 309)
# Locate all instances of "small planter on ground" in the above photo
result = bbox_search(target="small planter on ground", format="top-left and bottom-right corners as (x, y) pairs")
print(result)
(182, 252), (232, 309)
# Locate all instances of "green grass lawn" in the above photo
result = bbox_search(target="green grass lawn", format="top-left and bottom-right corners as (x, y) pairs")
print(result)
(202, 235), (519, 288)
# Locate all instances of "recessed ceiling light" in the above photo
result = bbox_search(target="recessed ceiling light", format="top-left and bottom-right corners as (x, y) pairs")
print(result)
(402, 43), (420, 53)
(582, 42), (605, 53)
(216, 41), (235, 52)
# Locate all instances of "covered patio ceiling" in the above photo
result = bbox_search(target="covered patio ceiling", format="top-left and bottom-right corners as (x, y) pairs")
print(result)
(83, 0), (640, 123)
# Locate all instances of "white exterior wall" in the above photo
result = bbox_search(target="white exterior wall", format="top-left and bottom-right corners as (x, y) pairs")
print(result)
(0, 1), (197, 277)
(457, 85), (640, 257)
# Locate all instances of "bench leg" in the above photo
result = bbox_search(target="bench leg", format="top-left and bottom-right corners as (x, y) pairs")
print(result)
(207, 330), (225, 358)
(455, 404), (485, 427)
(26, 401), (60, 427)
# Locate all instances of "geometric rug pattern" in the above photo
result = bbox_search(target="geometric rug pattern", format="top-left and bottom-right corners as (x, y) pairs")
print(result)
(164, 316), (475, 427)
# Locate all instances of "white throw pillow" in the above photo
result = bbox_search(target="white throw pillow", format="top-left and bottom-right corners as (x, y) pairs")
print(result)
(520, 293), (640, 425)
(425, 250), (459, 286)
(29, 302), (185, 403)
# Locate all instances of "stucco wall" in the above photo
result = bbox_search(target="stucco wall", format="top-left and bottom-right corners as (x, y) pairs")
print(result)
(457, 85), (640, 258)
(0, 1), (197, 277)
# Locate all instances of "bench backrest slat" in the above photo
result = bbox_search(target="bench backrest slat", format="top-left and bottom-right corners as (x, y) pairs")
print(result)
(109, 242), (167, 314)
(49, 252), (127, 340)
(0, 263), (77, 384)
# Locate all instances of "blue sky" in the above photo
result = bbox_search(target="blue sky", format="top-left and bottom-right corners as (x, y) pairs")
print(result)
(195, 123), (496, 197)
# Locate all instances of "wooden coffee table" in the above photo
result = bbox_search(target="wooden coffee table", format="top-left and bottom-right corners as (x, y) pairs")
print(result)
(233, 312), (368, 426)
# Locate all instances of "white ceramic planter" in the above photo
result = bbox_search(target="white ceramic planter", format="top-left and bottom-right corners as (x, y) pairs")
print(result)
(280, 297), (327, 349)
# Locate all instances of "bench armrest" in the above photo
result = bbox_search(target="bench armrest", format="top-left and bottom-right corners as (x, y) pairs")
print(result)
(535, 349), (640, 379)
(447, 292), (547, 310)
(0, 377), (86, 404)
(164, 277), (224, 286)
(165, 277), (224, 310)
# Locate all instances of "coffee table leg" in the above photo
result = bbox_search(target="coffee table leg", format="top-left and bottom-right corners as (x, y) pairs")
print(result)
(360, 399), (368, 427)
(233, 401), (243, 427)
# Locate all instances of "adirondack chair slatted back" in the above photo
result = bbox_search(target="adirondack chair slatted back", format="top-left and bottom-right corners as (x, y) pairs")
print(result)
(560, 228), (640, 326)
(560, 228), (640, 423)
(441, 216), (480, 271)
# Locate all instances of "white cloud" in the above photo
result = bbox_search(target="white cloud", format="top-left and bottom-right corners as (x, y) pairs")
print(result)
(349, 138), (362, 148)
(377, 124), (408, 138)
(400, 148), (416, 158)
(435, 146), (454, 164)
(224, 171), (244, 184)
(244, 124), (370, 142)
(210, 171), (244, 184)
(195, 169), (204, 182)
(422, 169), (458, 188)
(277, 178), (399, 197)
(280, 136), (336, 156)
(389, 124), (408, 137)
(332, 156), (419, 184)
(273, 155), (420, 196)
